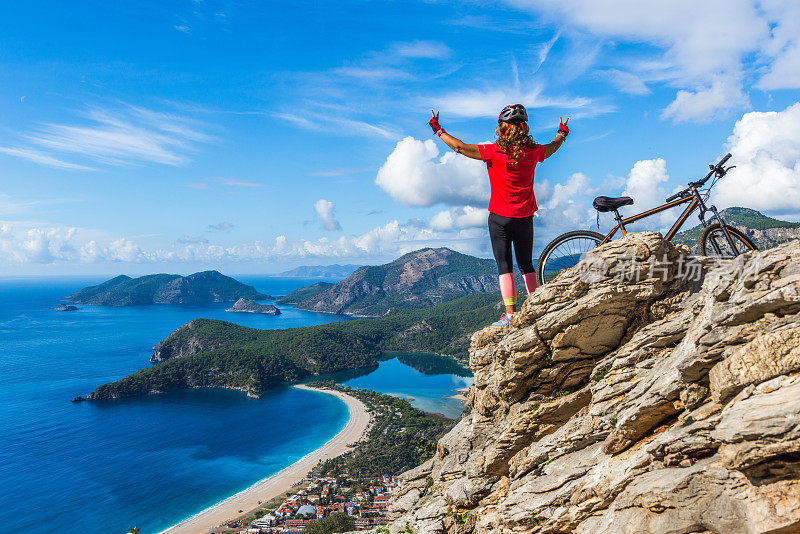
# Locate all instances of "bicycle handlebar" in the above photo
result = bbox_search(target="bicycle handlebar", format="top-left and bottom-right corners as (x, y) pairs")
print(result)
(664, 153), (733, 203)
(665, 190), (688, 203)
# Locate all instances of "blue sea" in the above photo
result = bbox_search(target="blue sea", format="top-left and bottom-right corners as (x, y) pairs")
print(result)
(0, 276), (471, 534)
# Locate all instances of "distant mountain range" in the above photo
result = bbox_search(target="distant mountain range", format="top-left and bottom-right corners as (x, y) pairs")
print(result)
(66, 270), (271, 306)
(673, 207), (800, 250)
(278, 264), (364, 278)
(289, 248), (502, 317)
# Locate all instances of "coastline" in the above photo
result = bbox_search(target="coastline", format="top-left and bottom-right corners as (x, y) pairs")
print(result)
(158, 385), (371, 534)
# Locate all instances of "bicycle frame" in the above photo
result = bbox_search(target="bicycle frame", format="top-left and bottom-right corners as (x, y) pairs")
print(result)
(596, 186), (739, 254)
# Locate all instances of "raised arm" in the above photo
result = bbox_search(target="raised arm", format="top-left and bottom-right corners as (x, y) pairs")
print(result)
(429, 111), (482, 160)
(543, 117), (569, 159)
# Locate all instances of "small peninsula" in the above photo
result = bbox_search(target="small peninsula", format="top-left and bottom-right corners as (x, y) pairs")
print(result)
(80, 294), (486, 400)
(226, 298), (281, 315)
(274, 281), (334, 305)
(65, 270), (271, 306)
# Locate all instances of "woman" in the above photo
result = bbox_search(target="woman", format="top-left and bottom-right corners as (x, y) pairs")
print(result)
(428, 104), (569, 327)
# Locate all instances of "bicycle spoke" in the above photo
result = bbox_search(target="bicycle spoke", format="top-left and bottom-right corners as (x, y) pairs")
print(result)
(541, 234), (602, 283)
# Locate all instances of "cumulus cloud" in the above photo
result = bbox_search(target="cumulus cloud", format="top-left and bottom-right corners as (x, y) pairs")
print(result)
(535, 172), (597, 235)
(661, 76), (748, 123)
(375, 137), (489, 207)
(621, 158), (678, 230)
(712, 102), (800, 215)
(0, 217), (492, 266)
(0, 224), (149, 264)
(429, 206), (488, 231)
(313, 199), (342, 231)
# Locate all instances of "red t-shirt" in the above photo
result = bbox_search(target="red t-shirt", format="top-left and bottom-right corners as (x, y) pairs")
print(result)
(478, 142), (546, 218)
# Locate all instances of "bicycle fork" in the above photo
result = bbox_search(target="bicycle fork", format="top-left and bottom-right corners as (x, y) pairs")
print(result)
(695, 188), (740, 256)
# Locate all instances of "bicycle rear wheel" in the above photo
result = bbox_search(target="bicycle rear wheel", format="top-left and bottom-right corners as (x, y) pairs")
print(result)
(698, 223), (758, 257)
(537, 230), (604, 285)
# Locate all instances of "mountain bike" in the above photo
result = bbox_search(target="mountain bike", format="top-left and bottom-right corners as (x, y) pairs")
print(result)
(536, 153), (758, 285)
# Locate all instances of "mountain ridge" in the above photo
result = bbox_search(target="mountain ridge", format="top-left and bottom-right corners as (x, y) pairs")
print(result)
(292, 247), (501, 317)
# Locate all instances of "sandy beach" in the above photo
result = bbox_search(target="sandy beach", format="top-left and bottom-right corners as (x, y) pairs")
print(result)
(158, 385), (371, 534)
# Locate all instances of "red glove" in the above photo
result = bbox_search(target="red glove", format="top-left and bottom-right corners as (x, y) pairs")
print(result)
(558, 117), (569, 138)
(429, 110), (444, 135)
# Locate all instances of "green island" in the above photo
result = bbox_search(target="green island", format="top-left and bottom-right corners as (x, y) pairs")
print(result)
(81, 293), (494, 400)
(66, 270), (271, 306)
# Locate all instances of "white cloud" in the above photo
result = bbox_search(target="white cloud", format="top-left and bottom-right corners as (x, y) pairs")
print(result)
(712, 102), (800, 214)
(600, 69), (650, 95)
(534, 172), (597, 236)
(661, 76), (748, 123)
(755, 0), (800, 90)
(392, 41), (452, 59)
(429, 206), (488, 231)
(331, 67), (412, 81)
(313, 199), (342, 231)
(275, 113), (398, 140)
(0, 216), (492, 267)
(433, 85), (596, 120)
(0, 147), (94, 170)
(505, 0), (768, 77)
(619, 158), (678, 230)
(498, 0), (800, 120)
(0, 223), (150, 264)
(2, 104), (211, 169)
(375, 136), (489, 207)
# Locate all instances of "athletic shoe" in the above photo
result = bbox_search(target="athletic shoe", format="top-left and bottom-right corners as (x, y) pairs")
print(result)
(492, 313), (514, 328)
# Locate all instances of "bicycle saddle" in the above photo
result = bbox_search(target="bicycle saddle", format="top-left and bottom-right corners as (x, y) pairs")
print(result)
(593, 196), (634, 212)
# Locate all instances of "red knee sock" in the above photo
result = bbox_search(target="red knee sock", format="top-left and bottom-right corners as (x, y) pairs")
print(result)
(523, 272), (538, 295)
(499, 273), (517, 308)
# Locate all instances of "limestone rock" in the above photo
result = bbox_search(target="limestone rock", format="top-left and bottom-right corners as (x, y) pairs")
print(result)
(387, 234), (800, 534)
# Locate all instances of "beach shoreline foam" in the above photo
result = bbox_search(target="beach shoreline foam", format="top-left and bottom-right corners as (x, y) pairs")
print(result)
(158, 385), (371, 534)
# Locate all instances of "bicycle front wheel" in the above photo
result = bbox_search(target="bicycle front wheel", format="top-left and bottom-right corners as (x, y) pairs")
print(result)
(698, 223), (758, 257)
(537, 230), (604, 285)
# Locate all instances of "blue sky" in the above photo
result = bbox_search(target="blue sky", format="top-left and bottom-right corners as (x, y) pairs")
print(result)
(1, 0), (799, 275)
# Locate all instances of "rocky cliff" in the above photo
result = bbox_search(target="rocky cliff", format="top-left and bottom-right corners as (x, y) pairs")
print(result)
(293, 248), (499, 317)
(386, 232), (800, 534)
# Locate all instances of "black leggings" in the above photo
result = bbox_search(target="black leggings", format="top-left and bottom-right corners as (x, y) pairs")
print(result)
(488, 213), (535, 275)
